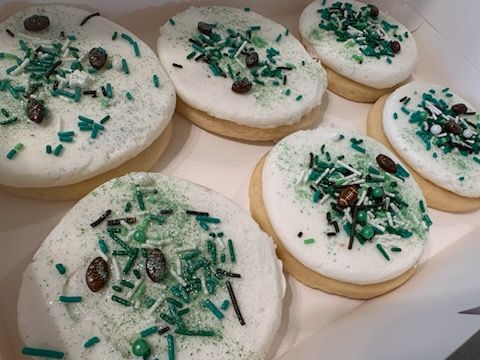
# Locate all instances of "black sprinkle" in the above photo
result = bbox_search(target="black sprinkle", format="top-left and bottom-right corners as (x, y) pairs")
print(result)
(465, 112), (476, 116)
(194, 54), (205, 61)
(327, 232), (337, 237)
(188, 38), (203, 47)
(5, 29), (15, 37)
(226, 280), (245, 325)
(53, 80), (59, 91)
(107, 217), (137, 226)
(326, 211), (332, 223)
(399, 96), (407, 103)
(158, 326), (171, 335)
(186, 210), (209, 216)
(297, 231), (303, 238)
(333, 221), (340, 233)
(283, 75), (287, 85)
(160, 209), (174, 214)
(60, 31), (65, 39)
(216, 268), (241, 278)
(310, 185), (317, 192)
(465, 119), (477, 129)
(80, 12), (100, 26)
(83, 90), (97, 98)
(45, 60), (62, 78)
(90, 210), (112, 227)
(172, 63), (183, 68)
(276, 66), (293, 71)
(101, 86), (107, 97)
(348, 206), (358, 250)
(133, 269), (141, 279)
(309, 152), (314, 168)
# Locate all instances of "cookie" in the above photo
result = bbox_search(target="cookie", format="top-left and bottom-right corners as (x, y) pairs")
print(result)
(158, 6), (327, 141)
(0, 6), (176, 200)
(18, 172), (285, 359)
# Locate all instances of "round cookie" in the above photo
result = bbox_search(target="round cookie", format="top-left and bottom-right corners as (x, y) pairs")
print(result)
(299, 0), (417, 102)
(249, 128), (431, 299)
(18, 172), (285, 359)
(157, 6), (327, 141)
(0, 6), (176, 200)
(367, 81), (480, 212)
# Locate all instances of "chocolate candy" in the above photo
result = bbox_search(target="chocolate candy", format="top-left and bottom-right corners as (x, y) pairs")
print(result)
(26, 98), (45, 124)
(337, 185), (358, 208)
(444, 120), (462, 135)
(451, 103), (468, 114)
(197, 21), (213, 36)
(231, 78), (252, 93)
(376, 154), (397, 173)
(88, 47), (107, 70)
(370, 5), (379, 18)
(245, 52), (259, 68)
(145, 248), (167, 283)
(24, 15), (50, 32)
(85, 257), (109, 292)
(390, 40), (401, 54)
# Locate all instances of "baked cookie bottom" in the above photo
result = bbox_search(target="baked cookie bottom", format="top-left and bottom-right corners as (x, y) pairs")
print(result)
(249, 154), (416, 299)
(176, 97), (323, 142)
(367, 95), (480, 212)
(324, 65), (407, 103)
(0, 121), (172, 201)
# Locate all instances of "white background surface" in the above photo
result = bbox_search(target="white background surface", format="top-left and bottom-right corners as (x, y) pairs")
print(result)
(0, 0), (479, 359)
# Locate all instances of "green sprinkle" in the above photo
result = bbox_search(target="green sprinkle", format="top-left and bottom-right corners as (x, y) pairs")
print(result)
(136, 186), (145, 210)
(112, 31), (118, 40)
(352, 54), (363, 63)
(6, 149), (17, 160)
(391, 247), (402, 252)
(167, 334), (175, 360)
(432, 152), (438, 158)
(140, 326), (159, 337)
(400, 106), (410, 115)
(186, 51), (196, 60)
(53, 144), (64, 156)
(393, 112), (398, 120)
(419, 200), (426, 213)
(133, 42), (140, 57)
(55, 263), (66, 275)
(78, 115), (94, 123)
(285, 89), (291, 96)
(125, 201), (132, 212)
(169, 18), (176, 25)
(111, 294), (131, 306)
(196, 215), (220, 223)
(14, 143), (24, 151)
(121, 58), (129, 74)
(220, 299), (230, 310)
(112, 285), (123, 292)
(459, 176), (465, 181)
(351, 143), (366, 153)
(123, 248), (138, 275)
(386, 57), (392, 64)
(153, 74), (160, 88)
(21, 347), (64, 359)
(304, 238), (315, 244)
(106, 83), (113, 98)
(227, 239), (236, 262)
(121, 279), (135, 289)
(473, 156), (480, 165)
(59, 295), (82, 303)
(120, 33), (134, 43)
(0, 108), (9, 117)
(376, 244), (390, 261)
(204, 299), (223, 319)
(84, 336), (100, 348)
(126, 92), (134, 100)
(285, 28), (289, 36)
(275, 34), (282, 42)
(0, 116), (18, 125)
(98, 239), (108, 254)
(174, 328), (215, 337)
(244, 7), (251, 12)
(296, 95), (303, 101)
(46, 144), (52, 154)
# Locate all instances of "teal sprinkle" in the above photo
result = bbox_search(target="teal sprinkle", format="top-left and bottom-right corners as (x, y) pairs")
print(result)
(126, 92), (133, 100)
(53, 144), (64, 156)
(186, 51), (196, 60)
(400, 106), (410, 115)
(204, 299), (223, 319)
(133, 42), (140, 57)
(275, 34), (282, 42)
(244, 7), (251, 12)
(419, 200), (426, 213)
(351, 143), (366, 153)
(121, 58), (129, 74)
(285, 89), (291, 96)
(98, 239), (109, 254)
(295, 95), (303, 101)
(21, 347), (64, 359)
(220, 299), (230, 310)
(386, 57), (392, 64)
(106, 83), (113, 98)
(166, 335), (175, 360)
(59, 295), (82, 303)
(67, 34), (76, 41)
(195, 215), (220, 224)
(6, 148), (17, 160)
(459, 176), (465, 181)
(112, 31), (118, 40)
(120, 33), (134, 43)
(153, 74), (160, 88)
(169, 18), (176, 25)
(55, 263), (66, 275)
(140, 326), (159, 337)
(285, 28), (289, 36)
(473, 156), (480, 165)
(0, 116), (17, 125)
(83, 336), (100, 348)
(304, 238), (315, 245)
(393, 112), (398, 120)
(228, 239), (236, 262)
(46, 145), (52, 154)
(100, 115), (111, 124)
(376, 244), (390, 261)
(78, 115), (94, 124)
(125, 201), (132, 212)
(432, 152), (438, 158)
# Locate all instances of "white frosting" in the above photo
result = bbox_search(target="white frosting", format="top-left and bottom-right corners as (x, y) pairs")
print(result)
(18, 172), (285, 359)
(383, 80), (480, 198)
(0, 6), (176, 188)
(157, 6), (326, 128)
(262, 128), (429, 285)
(299, 0), (417, 89)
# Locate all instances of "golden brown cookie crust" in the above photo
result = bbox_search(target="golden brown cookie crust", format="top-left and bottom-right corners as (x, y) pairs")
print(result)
(367, 95), (480, 212)
(249, 154), (417, 299)
(0, 121), (173, 201)
(176, 97), (323, 142)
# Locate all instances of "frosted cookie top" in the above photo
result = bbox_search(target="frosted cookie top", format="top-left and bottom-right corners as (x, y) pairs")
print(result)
(262, 129), (430, 285)
(299, 0), (417, 89)
(157, 6), (327, 128)
(18, 172), (284, 359)
(0, 6), (175, 188)
(383, 81), (480, 198)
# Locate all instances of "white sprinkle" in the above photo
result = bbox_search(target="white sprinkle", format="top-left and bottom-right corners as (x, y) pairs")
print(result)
(336, 160), (360, 175)
(369, 174), (385, 180)
(134, 300), (140, 310)
(316, 168), (331, 185)
(369, 220), (386, 232)
(200, 274), (209, 295)
(97, 249), (108, 262)
(140, 243), (156, 249)
(390, 203), (401, 213)
(384, 191), (396, 197)
(112, 257), (121, 282)
(17, 32), (52, 45)
(386, 212), (394, 227)
(10, 58), (30, 76)
(176, 259), (182, 274)
(319, 193), (331, 205)
(349, 179), (365, 185)
(357, 190), (367, 206)
(170, 268), (186, 286)
(61, 39), (71, 52)
(127, 278), (144, 300)
(234, 40), (247, 58)
(175, 246), (196, 253)
(121, 220), (132, 230)
(367, 210), (375, 219)
(147, 295), (165, 316)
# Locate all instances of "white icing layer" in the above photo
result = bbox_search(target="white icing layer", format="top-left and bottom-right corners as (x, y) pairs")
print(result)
(262, 128), (429, 285)
(18, 172), (285, 359)
(0, 6), (176, 188)
(383, 80), (480, 198)
(157, 6), (327, 128)
(299, 0), (417, 89)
